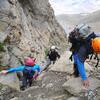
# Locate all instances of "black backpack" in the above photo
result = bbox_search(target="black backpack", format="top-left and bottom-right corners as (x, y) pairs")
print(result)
(68, 29), (86, 52)
(23, 66), (35, 79)
(69, 31), (99, 67)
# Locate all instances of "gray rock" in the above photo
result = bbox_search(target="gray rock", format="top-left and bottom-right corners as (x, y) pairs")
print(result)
(50, 51), (93, 74)
(0, 73), (20, 90)
(50, 95), (68, 100)
(0, 51), (10, 65)
(28, 94), (32, 98)
(50, 51), (73, 74)
(67, 97), (79, 100)
(46, 83), (53, 88)
(0, 0), (67, 99)
(0, 0), (66, 67)
(0, 83), (18, 100)
(63, 77), (100, 96)
(10, 97), (19, 100)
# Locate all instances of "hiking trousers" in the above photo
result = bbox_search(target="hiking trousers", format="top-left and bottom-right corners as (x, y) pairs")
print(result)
(22, 71), (33, 88)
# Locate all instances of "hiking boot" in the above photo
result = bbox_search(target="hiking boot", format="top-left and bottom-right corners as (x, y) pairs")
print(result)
(73, 71), (80, 77)
(20, 86), (26, 91)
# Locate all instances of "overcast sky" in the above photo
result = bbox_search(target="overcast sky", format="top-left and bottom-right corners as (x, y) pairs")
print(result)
(49, 0), (100, 15)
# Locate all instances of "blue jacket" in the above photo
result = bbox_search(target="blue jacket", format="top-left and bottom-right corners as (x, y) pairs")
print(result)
(7, 64), (41, 73)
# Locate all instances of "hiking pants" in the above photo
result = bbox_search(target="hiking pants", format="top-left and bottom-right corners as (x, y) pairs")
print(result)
(22, 71), (33, 87)
(73, 53), (87, 80)
(73, 63), (79, 77)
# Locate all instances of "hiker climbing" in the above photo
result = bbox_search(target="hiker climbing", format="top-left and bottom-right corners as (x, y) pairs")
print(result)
(68, 23), (100, 88)
(1, 57), (41, 90)
(44, 45), (60, 70)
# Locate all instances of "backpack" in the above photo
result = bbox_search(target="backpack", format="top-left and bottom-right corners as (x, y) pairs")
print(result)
(69, 24), (91, 41)
(75, 24), (91, 38)
(68, 29), (85, 53)
(23, 66), (35, 79)
(69, 29), (100, 67)
(68, 24), (94, 53)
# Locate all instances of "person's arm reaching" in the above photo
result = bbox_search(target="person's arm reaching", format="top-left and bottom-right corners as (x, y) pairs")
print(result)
(1, 66), (25, 74)
(56, 52), (60, 59)
(76, 56), (89, 88)
(76, 57), (87, 80)
(73, 53), (89, 88)
(32, 64), (41, 79)
(32, 70), (38, 80)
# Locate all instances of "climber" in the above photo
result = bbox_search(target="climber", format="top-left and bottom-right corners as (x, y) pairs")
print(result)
(1, 57), (41, 90)
(68, 23), (100, 88)
(44, 45), (60, 71)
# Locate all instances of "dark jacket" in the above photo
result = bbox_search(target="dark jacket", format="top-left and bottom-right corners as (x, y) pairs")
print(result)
(47, 50), (60, 61)
(71, 32), (97, 62)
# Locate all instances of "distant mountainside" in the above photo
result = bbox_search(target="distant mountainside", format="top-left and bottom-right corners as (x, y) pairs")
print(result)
(56, 10), (100, 34)
(81, 10), (100, 23)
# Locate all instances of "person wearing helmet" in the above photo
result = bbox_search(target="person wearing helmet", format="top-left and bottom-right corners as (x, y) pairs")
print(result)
(1, 57), (41, 90)
(51, 45), (56, 50)
(69, 23), (100, 88)
(44, 46), (60, 70)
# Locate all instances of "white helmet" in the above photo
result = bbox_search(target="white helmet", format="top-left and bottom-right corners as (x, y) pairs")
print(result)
(76, 24), (91, 38)
(51, 46), (56, 50)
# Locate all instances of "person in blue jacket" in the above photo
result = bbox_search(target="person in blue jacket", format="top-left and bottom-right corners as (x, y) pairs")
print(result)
(69, 24), (100, 88)
(1, 57), (41, 90)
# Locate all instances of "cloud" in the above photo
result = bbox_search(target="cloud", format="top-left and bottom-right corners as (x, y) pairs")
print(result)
(49, 0), (100, 15)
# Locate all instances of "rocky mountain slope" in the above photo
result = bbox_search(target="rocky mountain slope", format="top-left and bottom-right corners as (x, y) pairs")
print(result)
(0, 1), (100, 100)
(0, 51), (100, 100)
(0, 0), (67, 68)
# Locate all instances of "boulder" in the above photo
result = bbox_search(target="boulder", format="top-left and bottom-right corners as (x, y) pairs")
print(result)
(0, 51), (10, 66)
(0, 73), (20, 90)
(67, 97), (79, 100)
(46, 83), (53, 88)
(50, 51), (73, 74)
(50, 51), (93, 74)
(0, 83), (18, 100)
(10, 97), (19, 100)
(63, 77), (100, 96)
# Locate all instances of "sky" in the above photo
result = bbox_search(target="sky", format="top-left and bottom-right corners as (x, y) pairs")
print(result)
(49, 0), (100, 15)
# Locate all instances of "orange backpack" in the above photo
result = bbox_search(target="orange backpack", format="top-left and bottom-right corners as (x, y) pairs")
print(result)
(92, 37), (100, 54)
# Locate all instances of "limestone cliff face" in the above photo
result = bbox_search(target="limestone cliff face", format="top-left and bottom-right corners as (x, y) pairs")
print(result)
(0, 0), (66, 66)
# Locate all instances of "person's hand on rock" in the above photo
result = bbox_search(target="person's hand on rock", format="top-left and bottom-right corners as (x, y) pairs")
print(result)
(82, 79), (89, 89)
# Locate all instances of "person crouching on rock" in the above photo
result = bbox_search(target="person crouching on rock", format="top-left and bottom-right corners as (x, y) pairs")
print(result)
(1, 57), (41, 90)
(68, 24), (100, 88)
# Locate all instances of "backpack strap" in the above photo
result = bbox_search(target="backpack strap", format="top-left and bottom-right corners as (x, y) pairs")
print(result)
(89, 54), (99, 68)
(94, 54), (99, 68)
